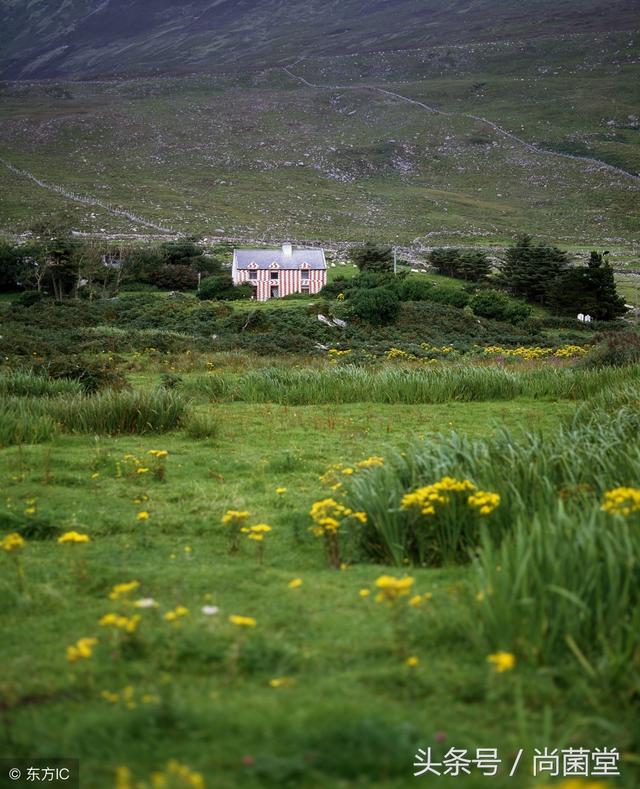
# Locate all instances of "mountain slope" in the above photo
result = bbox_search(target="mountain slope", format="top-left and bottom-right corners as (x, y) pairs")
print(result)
(1, 0), (638, 79)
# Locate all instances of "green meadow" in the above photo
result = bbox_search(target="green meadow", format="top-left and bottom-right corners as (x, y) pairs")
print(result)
(1, 337), (639, 788)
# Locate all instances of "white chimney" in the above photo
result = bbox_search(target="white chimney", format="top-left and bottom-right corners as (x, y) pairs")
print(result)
(282, 242), (293, 258)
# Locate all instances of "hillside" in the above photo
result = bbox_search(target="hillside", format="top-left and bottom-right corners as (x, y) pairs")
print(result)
(0, 0), (638, 79)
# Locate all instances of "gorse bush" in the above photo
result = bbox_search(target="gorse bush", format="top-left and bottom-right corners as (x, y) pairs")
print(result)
(184, 364), (638, 405)
(339, 404), (640, 566)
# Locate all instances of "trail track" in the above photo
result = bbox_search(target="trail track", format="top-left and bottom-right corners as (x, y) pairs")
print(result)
(0, 157), (175, 233)
(282, 67), (640, 185)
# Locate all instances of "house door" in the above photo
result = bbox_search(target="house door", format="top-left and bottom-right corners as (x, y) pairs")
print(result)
(270, 286), (279, 299)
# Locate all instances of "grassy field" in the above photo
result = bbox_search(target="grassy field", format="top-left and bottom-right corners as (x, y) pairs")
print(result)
(1, 344), (639, 788)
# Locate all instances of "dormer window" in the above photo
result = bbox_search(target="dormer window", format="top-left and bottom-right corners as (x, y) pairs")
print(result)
(301, 269), (309, 280)
(270, 271), (279, 280)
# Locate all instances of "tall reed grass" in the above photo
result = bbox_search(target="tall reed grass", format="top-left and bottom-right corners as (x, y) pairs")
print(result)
(0, 371), (83, 398)
(472, 505), (640, 685)
(0, 389), (187, 442)
(185, 364), (639, 405)
(342, 405), (640, 566)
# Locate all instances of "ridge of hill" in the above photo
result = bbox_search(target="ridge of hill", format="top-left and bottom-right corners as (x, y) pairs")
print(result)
(1, 0), (639, 79)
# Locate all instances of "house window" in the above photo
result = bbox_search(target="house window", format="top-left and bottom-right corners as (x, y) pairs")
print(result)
(249, 270), (257, 280)
(270, 271), (279, 280)
(301, 269), (310, 280)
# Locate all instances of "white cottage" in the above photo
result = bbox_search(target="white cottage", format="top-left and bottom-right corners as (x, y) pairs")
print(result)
(232, 243), (327, 301)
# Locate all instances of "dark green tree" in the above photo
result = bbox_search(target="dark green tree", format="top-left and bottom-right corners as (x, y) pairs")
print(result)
(546, 252), (626, 320)
(348, 243), (394, 273)
(0, 240), (25, 291)
(429, 248), (490, 282)
(500, 235), (569, 303)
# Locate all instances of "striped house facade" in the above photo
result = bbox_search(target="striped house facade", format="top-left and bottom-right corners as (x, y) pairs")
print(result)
(232, 243), (327, 301)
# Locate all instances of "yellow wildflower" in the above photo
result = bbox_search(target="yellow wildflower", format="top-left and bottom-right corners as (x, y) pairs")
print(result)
(136, 468), (150, 475)
(136, 511), (150, 521)
(359, 588), (370, 598)
(487, 651), (516, 673)
(408, 594), (423, 608)
(100, 613), (141, 633)
(374, 575), (415, 603)
(58, 531), (90, 544)
(24, 506), (37, 516)
(275, 487), (287, 495)
(601, 486), (640, 517)
(288, 578), (303, 589)
(222, 510), (250, 525)
(109, 581), (140, 601)
(467, 491), (501, 515)
(164, 606), (189, 623)
(356, 456), (384, 469)
(1, 532), (25, 552)
(66, 636), (97, 663)
(228, 615), (257, 628)
(148, 450), (169, 458)
(405, 656), (419, 667)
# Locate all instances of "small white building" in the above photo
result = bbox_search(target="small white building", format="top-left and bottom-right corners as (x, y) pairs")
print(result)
(232, 243), (327, 301)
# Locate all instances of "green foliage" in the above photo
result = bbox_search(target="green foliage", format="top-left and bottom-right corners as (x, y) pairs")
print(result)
(473, 505), (640, 688)
(429, 249), (490, 281)
(400, 278), (470, 308)
(580, 330), (640, 368)
(341, 402), (640, 566)
(546, 253), (627, 320)
(197, 274), (252, 301)
(0, 239), (25, 291)
(348, 243), (394, 273)
(500, 234), (569, 303)
(469, 289), (531, 324)
(152, 265), (199, 291)
(184, 364), (637, 406)
(349, 287), (400, 324)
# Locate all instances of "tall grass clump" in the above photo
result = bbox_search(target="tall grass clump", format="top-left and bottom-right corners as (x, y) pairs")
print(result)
(0, 398), (59, 446)
(49, 389), (187, 435)
(0, 371), (83, 398)
(340, 405), (640, 566)
(472, 504), (640, 689)
(186, 364), (638, 405)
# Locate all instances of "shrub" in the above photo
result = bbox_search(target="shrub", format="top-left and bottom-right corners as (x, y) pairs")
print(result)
(349, 287), (400, 324)
(399, 279), (469, 308)
(34, 356), (128, 393)
(197, 274), (252, 301)
(151, 265), (199, 291)
(580, 331), (640, 368)
(469, 289), (531, 324)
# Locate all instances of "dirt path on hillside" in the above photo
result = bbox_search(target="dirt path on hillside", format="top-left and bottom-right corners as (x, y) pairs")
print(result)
(282, 66), (640, 185)
(0, 157), (175, 233)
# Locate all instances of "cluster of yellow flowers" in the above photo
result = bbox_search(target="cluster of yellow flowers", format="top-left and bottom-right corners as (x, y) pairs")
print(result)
(356, 456), (384, 469)
(467, 491), (501, 516)
(487, 651), (516, 673)
(401, 476), (500, 517)
(385, 347), (416, 360)
(228, 615), (257, 628)
(482, 345), (587, 360)
(58, 531), (91, 544)
(327, 348), (352, 360)
(67, 637), (98, 663)
(374, 575), (414, 603)
(164, 606), (189, 623)
(309, 498), (367, 537)
(100, 613), (141, 633)
(148, 449), (169, 459)
(600, 487), (640, 517)
(101, 686), (159, 708)
(222, 510), (250, 526)
(1, 532), (25, 552)
(242, 523), (272, 542)
(109, 581), (140, 601)
(420, 343), (456, 355)
(116, 761), (204, 789)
